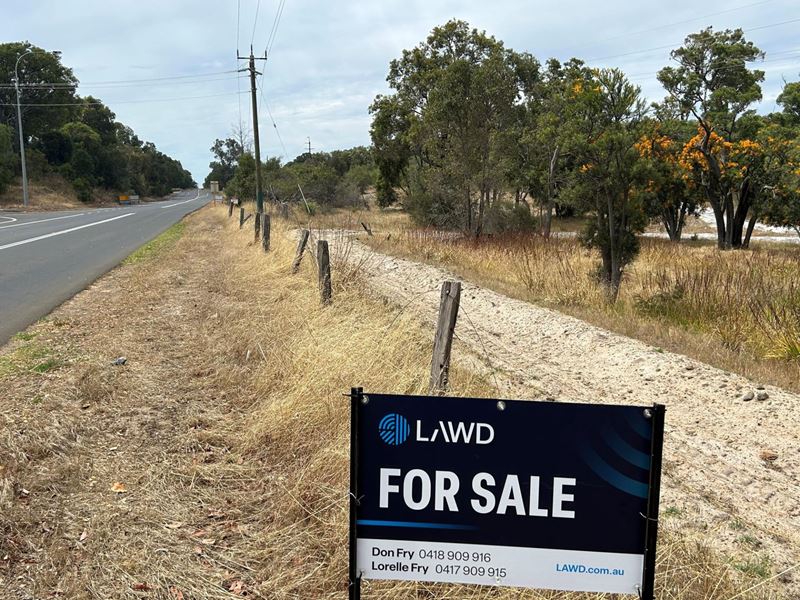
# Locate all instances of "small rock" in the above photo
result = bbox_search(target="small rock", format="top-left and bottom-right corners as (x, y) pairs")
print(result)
(756, 391), (769, 401)
(685, 364), (695, 371)
(111, 357), (127, 366)
(759, 449), (779, 463)
(739, 391), (754, 402)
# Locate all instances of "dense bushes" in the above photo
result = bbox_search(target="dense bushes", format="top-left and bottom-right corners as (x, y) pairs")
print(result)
(214, 144), (377, 209)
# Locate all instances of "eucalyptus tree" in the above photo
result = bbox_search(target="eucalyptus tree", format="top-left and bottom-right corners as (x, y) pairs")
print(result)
(370, 20), (538, 233)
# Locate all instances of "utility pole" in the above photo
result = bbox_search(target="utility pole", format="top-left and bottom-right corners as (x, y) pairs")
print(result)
(306, 137), (313, 155)
(238, 46), (268, 217)
(14, 50), (32, 208)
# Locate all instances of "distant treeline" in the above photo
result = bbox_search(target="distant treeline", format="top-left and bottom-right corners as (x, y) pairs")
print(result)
(0, 42), (195, 201)
(205, 138), (376, 212)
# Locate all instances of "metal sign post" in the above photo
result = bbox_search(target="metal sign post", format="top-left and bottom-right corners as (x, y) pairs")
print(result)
(640, 404), (665, 600)
(349, 387), (363, 600)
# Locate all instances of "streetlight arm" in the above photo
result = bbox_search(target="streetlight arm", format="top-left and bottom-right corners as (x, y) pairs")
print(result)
(14, 49), (32, 84)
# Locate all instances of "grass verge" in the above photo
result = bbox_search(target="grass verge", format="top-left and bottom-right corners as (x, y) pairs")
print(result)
(123, 221), (186, 265)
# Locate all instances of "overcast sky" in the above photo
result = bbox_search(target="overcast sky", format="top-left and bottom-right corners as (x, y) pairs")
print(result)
(3, 0), (799, 183)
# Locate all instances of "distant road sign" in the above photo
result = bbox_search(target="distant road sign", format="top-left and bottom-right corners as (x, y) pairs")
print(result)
(349, 391), (664, 597)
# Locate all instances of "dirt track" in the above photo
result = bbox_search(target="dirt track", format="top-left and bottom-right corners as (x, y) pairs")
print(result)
(319, 230), (800, 592)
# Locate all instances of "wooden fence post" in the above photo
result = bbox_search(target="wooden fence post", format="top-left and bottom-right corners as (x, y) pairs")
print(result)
(317, 240), (332, 304)
(228, 200), (233, 218)
(429, 280), (461, 394)
(239, 207), (245, 229)
(262, 213), (271, 252)
(292, 229), (310, 273)
(254, 210), (262, 241)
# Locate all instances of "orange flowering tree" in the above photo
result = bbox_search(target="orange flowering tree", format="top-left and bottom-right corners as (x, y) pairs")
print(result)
(658, 27), (765, 248)
(635, 116), (697, 241)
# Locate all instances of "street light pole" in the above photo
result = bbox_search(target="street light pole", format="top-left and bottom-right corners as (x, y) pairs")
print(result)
(14, 49), (32, 208)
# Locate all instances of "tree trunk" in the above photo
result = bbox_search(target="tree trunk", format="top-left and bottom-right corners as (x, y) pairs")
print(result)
(743, 212), (759, 249)
(606, 191), (621, 303)
(465, 186), (472, 233)
(711, 200), (726, 249)
(543, 145), (559, 239)
(724, 191), (735, 249)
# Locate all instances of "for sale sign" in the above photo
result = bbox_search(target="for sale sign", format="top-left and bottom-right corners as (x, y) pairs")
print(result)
(349, 392), (664, 596)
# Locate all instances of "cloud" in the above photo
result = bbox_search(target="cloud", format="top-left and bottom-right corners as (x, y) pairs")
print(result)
(3, 0), (797, 182)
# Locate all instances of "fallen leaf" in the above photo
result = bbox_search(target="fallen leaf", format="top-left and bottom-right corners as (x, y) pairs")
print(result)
(79, 530), (88, 542)
(110, 482), (127, 493)
(169, 586), (184, 599)
(193, 545), (204, 555)
(164, 521), (184, 530)
(229, 580), (245, 595)
(132, 582), (151, 591)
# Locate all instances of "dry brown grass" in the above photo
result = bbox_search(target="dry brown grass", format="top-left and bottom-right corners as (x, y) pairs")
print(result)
(0, 204), (788, 598)
(0, 173), (139, 211)
(361, 229), (800, 394)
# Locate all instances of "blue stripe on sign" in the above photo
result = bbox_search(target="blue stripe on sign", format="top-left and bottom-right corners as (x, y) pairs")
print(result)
(357, 520), (477, 530)
(602, 428), (651, 470)
(580, 446), (650, 499)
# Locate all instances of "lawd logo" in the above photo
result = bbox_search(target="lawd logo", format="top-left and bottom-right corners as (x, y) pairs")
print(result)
(379, 413), (410, 445)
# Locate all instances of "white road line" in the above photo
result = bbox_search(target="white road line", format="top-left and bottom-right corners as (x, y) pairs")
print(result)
(0, 213), (134, 251)
(162, 190), (201, 208)
(0, 216), (17, 224)
(0, 212), (85, 230)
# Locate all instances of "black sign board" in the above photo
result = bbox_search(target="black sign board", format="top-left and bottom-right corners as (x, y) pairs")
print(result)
(348, 389), (664, 598)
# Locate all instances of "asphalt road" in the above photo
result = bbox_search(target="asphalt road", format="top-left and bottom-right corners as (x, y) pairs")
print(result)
(0, 189), (211, 346)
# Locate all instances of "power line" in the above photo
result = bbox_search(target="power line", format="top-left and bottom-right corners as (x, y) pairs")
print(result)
(586, 16), (800, 62)
(0, 75), (241, 91)
(266, 0), (287, 55)
(236, 0), (241, 53)
(237, 0), (244, 133)
(251, 0), (262, 46)
(0, 70), (239, 89)
(1, 90), (249, 108)
(567, 0), (775, 55)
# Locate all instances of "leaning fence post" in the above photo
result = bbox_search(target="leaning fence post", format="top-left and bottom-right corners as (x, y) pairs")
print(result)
(262, 213), (271, 252)
(429, 280), (461, 394)
(317, 240), (332, 304)
(239, 207), (245, 229)
(292, 229), (310, 273)
(254, 210), (262, 241)
(228, 200), (233, 218)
